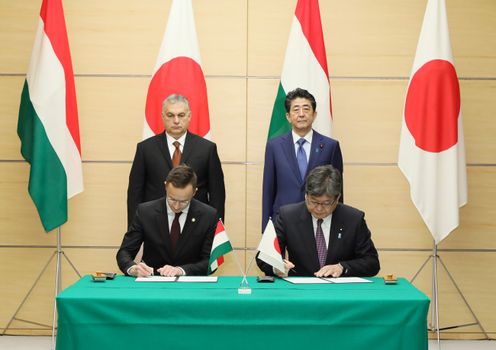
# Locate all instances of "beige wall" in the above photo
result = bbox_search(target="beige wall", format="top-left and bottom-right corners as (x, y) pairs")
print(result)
(1, 0), (495, 339)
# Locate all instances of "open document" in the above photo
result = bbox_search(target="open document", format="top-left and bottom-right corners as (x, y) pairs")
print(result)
(136, 276), (218, 282)
(283, 277), (372, 284)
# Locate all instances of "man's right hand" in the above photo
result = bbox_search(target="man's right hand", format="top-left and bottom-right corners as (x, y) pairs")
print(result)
(274, 259), (295, 278)
(130, 262), (153, 277)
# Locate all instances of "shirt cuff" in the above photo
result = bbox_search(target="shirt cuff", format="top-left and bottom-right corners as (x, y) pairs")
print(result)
(126, 264), (136, 276)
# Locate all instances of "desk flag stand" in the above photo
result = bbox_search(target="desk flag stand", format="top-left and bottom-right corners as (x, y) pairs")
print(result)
(1, 227), (81, 350)
(230, 247), (251, 294)
(411, 241), (489, 348)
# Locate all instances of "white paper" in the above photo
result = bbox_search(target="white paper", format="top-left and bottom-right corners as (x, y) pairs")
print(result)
(135, 276), (177, 282)
(177, 276), (218, 283)
(324, 277), (373, 284)
(283, 277), (332, 284)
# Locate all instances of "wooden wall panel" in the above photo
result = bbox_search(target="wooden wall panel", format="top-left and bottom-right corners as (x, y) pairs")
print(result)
(246, 78), (279, 163)
(0, 163), (54, 245)
(461, 80), (496, 164)
(0, 76), (25, 160)
(248, 0), (496, 77)
(379, 251), (496, 334)
(207, 78), (247, 162)
(0, 2), (38, 73)
(77, 77), (146, 161)
(246, 164), (263, 248)
(222, 164), (246, 248)
(247, 0), (295, 76)
(342, 166), (496, 250)
(62, 163), (129, 246)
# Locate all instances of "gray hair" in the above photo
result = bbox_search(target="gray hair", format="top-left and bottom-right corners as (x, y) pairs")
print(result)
(162, 94), (191, 115)
(305, 165), (342, 198)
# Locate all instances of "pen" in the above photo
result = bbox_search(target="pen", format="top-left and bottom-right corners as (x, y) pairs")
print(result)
(141, 260), (154, 276)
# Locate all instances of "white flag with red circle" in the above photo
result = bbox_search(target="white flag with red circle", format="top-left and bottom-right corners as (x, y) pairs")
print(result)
(143, 0), (210, 140)
(257, 219), (285, 273)
(398, 0), (467, 244)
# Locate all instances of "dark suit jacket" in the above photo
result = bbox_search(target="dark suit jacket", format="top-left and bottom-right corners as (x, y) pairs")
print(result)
(127, 131), (225, 227)
(117, 198), (217, 276)
(262, 130), (343, 230)
(257, 202), (380, 277)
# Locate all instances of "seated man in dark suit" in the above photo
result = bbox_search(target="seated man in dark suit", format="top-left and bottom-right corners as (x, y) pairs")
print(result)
(117, 165), (218, 277)
(257, 165), (379, 278)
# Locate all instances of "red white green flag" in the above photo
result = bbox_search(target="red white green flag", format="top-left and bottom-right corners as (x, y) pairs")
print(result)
(208, 220), (233, 274)
(398, 0), (467, 244)
(268, 0), (332, 139)
(143, 0), (210, 139)
(17, 0), (83, 232)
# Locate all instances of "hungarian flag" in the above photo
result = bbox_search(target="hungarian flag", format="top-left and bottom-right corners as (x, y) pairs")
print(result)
(398, 0), (467, 244)
(257, 219), (285, 273)
(267, 0), (332, 139)
(208, 220), (233, 274)
(17, 0), (83, 233)
(143, 0), (210, 139)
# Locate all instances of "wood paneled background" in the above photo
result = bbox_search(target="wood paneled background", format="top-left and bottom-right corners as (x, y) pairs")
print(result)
(1, 0), (495, 339)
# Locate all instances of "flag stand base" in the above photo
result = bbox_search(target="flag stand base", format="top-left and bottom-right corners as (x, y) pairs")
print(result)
(238, 275), (252, 294)
(1, 227), (81, 350)
(410, 241), (489, 349)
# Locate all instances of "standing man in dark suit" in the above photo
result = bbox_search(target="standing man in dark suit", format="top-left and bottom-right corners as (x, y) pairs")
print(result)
(117, 165), (218, 277)
(257, 165), (379, 278)
(127, 94), (225, 227)
(262, 88), (343, 230)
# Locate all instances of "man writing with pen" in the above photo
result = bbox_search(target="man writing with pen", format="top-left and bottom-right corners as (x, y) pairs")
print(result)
(257, 165), (380, 278)
(116, 165), (218, 277)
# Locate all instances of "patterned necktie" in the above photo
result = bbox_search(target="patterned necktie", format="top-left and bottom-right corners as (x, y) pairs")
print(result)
(170, 212), (182, 255)
(315, 219), (327, 268)
(172, 141), (181, 167)
(296, 138), (308, 181)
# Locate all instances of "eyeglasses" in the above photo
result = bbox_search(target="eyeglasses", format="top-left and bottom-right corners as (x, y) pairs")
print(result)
(306, 196), (339, 209)
(166, 196), (191, 206)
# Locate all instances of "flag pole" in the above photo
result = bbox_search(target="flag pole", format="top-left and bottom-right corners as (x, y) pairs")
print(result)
(431, 242), (440, 348)
(51, 227), (62, 349)
(410, 240), (489, 342)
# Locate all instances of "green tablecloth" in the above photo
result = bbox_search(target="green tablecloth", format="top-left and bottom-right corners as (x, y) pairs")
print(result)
(56, 276), (429, 350)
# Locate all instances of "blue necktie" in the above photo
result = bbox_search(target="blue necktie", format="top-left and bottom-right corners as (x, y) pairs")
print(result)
(296, 138), (308, 181)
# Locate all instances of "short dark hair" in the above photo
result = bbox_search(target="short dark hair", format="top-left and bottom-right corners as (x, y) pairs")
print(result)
(166, 164), (197, 189)
(305, 165), (342, 198)
(284, 88), (317, 113)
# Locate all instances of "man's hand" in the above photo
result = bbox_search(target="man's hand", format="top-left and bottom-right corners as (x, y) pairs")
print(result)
(157, 265), (184, 277)
(130, 262), (153, 277)
(315, 263), (344, 278)
(274, 259), (295, 278)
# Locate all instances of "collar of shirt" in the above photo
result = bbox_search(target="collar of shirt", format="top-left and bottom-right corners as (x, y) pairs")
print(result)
(292, 130), (313, 161)
(165, 199), (190, 233)
(311, 213), (332, 248)
(165, 132), (187, 156)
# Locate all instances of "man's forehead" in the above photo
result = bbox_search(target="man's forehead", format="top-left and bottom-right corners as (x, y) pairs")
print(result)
(290, 98), (312, 108)
(165, 102), (188, 112)
(308, 194), (333, 201)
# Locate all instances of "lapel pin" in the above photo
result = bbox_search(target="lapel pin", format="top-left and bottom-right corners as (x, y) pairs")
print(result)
(191, 218), (196, 222)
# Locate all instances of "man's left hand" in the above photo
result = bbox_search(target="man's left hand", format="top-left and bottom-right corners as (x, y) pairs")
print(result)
(157, 265), (184, 277)
(315, 263), (344, 278)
